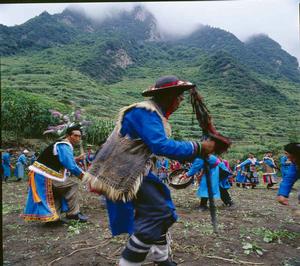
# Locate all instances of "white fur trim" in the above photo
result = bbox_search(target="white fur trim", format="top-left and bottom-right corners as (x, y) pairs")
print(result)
(29, 165), (68, 182)
(53, 141), (73, 156)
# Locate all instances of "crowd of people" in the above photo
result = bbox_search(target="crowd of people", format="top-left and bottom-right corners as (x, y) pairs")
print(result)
(234, 151), (280, 189)
(1, 75), (299, 266)
(1, 148), (38, 182)
(152, 150), (296, 213)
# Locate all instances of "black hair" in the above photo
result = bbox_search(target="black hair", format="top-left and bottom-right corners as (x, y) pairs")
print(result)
(284, 143), (300, 159)
(66, 124), (82, 136)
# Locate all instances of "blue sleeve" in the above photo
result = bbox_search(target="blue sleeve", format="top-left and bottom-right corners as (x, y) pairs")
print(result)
(264, 158), (275, 168)
(239, 159), (250, 168)
(121, 108), (195, 161)
(278, 164), (298, 197)
(187, 155), (219, 177)
(20, 155), (27, 165)
(207, 155), (219, 165)
(3, 154), (10, 164)
(187, 158), (204, 176)
(280, 156), (285, 165)
(56, 144), (83, 176)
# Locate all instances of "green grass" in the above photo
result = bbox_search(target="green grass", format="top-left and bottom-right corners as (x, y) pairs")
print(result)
(1, 46), (300, 161)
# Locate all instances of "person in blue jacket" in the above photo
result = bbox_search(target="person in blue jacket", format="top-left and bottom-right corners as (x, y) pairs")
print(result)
(280, 152), (292, 181)
(277, 143), (300, 206)
(89, 76), (218, 266)
(234, 159), (247, 188)
(22, 124), (88, 223)
(2, 149), (12, 182)
(156, 157), (169, 183)
(85, 145), (95, 168)
(237, 153), (261, 189)
(30, 152), (39, 165)
(15, 149), (29, 181)
(183, 155), (233, 211)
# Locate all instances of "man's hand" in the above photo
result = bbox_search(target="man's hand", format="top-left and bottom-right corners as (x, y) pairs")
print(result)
(277, 195), (289, 205)
(78, 172), (85, 180)
(179, 173), (188, 180)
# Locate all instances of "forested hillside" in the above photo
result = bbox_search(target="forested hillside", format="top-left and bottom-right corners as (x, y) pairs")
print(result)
(1, 5), (299, 159)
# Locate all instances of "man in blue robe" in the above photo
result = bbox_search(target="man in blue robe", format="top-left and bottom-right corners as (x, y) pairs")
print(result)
(15, 149), (29, 181)
(22, 125), (88, 223)
(2, 149), (12, 182)
(86, 76), (218, 266)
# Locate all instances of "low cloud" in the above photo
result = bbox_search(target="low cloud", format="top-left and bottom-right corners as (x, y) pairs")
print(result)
(0, 1), (299, 62)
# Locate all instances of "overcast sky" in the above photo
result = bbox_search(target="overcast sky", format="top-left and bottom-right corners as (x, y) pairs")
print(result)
(0, 0), (299, 63)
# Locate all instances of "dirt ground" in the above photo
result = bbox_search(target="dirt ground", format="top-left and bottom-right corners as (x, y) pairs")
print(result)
(2, 178), (300, 266)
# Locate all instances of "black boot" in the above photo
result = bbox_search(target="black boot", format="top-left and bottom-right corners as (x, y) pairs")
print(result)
(199, 205), (209, 212)
(66, 212), (88, 222)
(225, 200), (234, 207)
(199, 198), (208, 212)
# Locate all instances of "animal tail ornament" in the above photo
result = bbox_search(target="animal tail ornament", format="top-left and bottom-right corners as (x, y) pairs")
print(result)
(190, 86), (232, 154)
(190, 86), (232, 234)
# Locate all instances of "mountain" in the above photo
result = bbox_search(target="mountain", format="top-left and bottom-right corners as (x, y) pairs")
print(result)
(95, 5), (161, 42)
(0, 11), (77, 55)
(245, 34), (300, 82)
(1, 6), (299, 83)
(174, 26), (300, 83)
(0, 6), (160, 55)
(1, 5), (300, 157)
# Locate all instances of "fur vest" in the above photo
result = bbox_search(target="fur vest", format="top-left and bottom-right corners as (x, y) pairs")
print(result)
(83, 100), (171, 201)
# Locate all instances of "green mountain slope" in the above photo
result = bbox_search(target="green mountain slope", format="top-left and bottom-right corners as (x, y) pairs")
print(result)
(175, 26), (300, 83)
(1, 5), (300, 158)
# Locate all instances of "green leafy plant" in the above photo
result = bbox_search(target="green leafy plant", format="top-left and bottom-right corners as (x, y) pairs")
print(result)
(254, 227), (300, 244)
(85, 119), (114, 145)
(242, 242), (265, 256)
(67, 221), (88, 236)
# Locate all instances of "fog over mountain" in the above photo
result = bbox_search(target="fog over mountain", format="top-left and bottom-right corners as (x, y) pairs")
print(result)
(1, 2), (299, 151)
(0, 0), (299, 63)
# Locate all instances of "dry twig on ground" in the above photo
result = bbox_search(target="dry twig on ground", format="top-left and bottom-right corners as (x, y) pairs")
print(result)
(47, 239), (111, 266)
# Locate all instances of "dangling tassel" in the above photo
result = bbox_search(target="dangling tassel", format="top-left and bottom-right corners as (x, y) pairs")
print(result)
(190, 87), (232, 154)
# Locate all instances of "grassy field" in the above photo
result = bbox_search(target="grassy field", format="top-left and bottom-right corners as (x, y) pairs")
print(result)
(2, 52), (300, 161)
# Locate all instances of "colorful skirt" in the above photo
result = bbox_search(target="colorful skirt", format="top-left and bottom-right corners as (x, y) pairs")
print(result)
(21, 171), (59, 222)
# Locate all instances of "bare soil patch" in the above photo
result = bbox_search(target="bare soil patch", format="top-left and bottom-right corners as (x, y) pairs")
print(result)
(2, 179), (300, 266)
